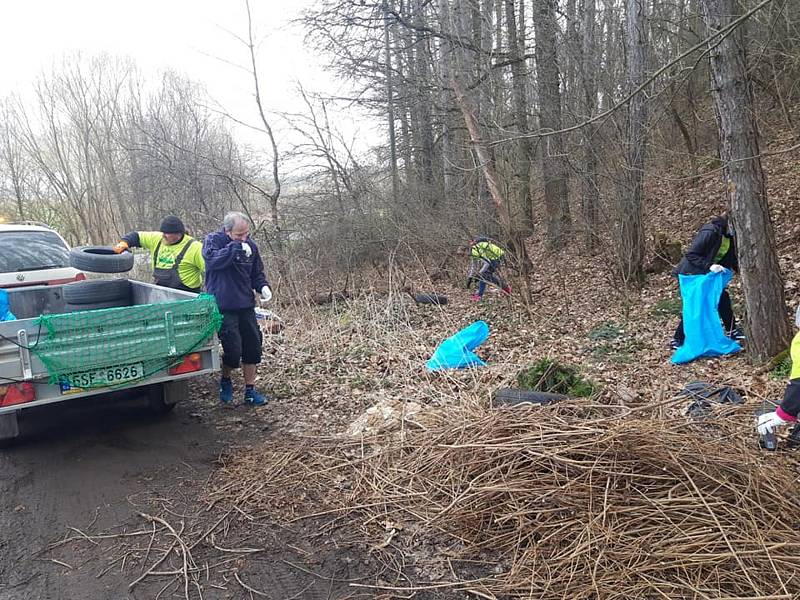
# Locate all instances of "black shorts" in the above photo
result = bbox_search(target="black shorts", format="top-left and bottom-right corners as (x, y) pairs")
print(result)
(219, 308), (262, 368)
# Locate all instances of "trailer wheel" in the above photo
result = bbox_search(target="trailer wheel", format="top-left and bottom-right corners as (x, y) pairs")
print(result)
(0, 411), (20, 448)
(146, 380), (187, 415)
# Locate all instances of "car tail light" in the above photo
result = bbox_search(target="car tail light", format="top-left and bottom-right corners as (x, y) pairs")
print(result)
(169, 353), (202, 375)
(0, 382), (36, 407)
(75, 272), (87, 281)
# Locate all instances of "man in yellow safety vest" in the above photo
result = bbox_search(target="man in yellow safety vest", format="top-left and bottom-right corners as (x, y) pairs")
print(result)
(113, 215), (205, 292)
(466, 237), (511, 302)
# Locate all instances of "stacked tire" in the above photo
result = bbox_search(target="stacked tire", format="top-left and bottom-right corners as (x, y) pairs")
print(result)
(62, 279), (131, 312)
(65, 246), (135, 312)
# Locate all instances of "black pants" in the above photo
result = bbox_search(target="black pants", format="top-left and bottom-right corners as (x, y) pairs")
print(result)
(674, 288), (735, 344)
(220, 308), (262, 368)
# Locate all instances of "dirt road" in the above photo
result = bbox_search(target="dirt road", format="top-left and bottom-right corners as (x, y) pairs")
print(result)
(0, 387), (228, 599)
(0, 381), (387, 600)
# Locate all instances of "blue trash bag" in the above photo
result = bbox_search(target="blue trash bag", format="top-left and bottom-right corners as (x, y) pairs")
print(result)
(0, 290), (15, 321)
(671, 269), (740, 364)
(426, 320), (490, 370)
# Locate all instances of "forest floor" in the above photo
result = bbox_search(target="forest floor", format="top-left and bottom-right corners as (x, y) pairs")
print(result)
(4, 140), (800, 599)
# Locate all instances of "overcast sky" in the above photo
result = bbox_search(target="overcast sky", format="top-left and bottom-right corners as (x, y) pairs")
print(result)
(0, 0), (374, 153)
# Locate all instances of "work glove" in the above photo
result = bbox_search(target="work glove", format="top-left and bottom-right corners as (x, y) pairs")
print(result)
(260, 285), (272, 303)
(240, 241), (252, 258)
(113, 241), (129, 254)
(709, 264), (726, 274)
(756, 411), (791, 435)
(466, 277), (474, 289)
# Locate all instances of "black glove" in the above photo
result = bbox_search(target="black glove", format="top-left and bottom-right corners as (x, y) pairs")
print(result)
(466, 277), (474, 289)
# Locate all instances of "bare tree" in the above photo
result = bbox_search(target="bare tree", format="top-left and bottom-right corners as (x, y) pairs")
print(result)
(243, 0), (282, 234)
(532, 0), (571, 249)
(504, 0), (534, 233)
(382, 0), (401, 203)
(579, 0), (599, 251)
(0, 99), (30, 219)
(700, 0), (791, 362)
(617, 0), (648, 288)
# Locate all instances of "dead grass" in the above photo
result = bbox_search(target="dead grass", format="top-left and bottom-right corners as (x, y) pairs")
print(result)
(52, 139), (800, 599)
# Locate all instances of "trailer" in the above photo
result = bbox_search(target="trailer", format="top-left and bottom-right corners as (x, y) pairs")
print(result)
(0, 281), (220, 444)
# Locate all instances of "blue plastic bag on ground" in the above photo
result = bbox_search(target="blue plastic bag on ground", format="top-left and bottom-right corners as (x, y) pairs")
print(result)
(426, 320), (490, 370)
(671, 270), (740, 364)
(0, 290), (15, 321)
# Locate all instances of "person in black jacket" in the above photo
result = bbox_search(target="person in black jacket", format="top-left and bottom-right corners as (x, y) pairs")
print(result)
(670, 213), (744, 349)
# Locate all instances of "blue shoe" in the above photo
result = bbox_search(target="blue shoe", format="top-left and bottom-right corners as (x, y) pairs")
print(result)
(219, 379), (233, 404)
(244, 388), (269, 406)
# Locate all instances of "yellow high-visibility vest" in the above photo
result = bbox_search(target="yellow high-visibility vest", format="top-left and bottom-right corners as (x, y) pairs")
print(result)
(470, 241), (505, 261)
(714, 237), (731, 264)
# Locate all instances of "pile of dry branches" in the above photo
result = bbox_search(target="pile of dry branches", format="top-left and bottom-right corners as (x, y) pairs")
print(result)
(221, 402), (800, 599)
(59, 402), (800, 599)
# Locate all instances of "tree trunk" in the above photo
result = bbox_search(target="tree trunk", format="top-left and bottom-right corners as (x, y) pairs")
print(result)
(532, 0), (571, 249)
(668, 81), (699, 186)
(505, 0), (534, 233)
(700, 0), (791, 362)
(618, 0), (648, 288)
(437, 0), (456, 206)
(245, 0), (281, 236)
(413, 0), (436, 189)
(382, 0), (400, 204)
(580, 0), (599, 252)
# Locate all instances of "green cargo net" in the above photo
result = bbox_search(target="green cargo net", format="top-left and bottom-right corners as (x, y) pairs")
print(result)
(31, 293), (222, 389)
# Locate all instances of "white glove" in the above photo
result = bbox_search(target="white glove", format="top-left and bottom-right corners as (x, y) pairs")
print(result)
(756, 411), (791, 435)
(240, 242), (252, 258)
(709, 264), (726, 273)
(261, 285), (272, 303)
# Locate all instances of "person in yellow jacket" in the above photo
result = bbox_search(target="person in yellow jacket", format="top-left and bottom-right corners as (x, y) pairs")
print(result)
(466, 237), (511, 301)
(757, 309), (800, 440)
(113, 215), (205, 292)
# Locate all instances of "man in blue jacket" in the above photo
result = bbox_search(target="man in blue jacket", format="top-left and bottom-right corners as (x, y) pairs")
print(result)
(203, 212), (272, 406)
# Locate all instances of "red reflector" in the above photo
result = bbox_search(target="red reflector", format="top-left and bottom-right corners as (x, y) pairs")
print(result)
(75, 272), (87, 281)
(0, 382), (36, 407)
(169, 353), (202, 375)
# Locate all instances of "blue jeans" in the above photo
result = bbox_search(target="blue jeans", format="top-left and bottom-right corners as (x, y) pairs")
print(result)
(476, 260), (505, 297)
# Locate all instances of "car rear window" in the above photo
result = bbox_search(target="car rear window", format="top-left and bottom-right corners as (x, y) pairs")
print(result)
(0, 231), (70, 272)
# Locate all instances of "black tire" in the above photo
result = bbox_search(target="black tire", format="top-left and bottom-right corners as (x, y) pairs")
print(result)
(62, 279), (131, 304)
(146, 380), (187, 415)
(64, 299), (130, 312)
(0, 412), (20, 448)
(493, 388), (567, 407)
(70, 246), (134, 273)
(415, 293), (448, 305)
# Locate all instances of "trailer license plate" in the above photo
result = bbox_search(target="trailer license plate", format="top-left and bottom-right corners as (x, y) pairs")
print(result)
(59, 363), (145, 394)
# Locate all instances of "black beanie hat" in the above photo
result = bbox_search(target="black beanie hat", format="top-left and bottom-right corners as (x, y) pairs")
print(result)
(159, 215), (185, 234)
